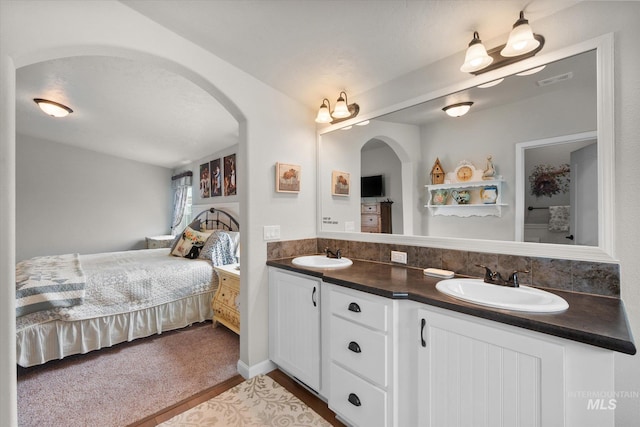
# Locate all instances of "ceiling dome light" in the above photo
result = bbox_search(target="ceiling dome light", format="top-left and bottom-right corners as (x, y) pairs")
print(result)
(442, 102), (474, 117)
(501, 11), (540, 57)
(331, 91), (351, 118)
(34, 98), (73, 118)
(315, 98), (332, 123)
(516, 65), (546, 76)
(460, 32), (493, 73)
(477, 78), (504, 88)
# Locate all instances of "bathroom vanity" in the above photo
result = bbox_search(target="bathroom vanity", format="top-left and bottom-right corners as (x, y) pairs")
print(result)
(267, 258), (635, 427)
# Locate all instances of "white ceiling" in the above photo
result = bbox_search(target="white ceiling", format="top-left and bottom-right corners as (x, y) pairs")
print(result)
(16, 0), (581, 169)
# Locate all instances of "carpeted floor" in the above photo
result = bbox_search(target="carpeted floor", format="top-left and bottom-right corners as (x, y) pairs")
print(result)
(160, 374), (332, 426)
(17, 321), (239, 427)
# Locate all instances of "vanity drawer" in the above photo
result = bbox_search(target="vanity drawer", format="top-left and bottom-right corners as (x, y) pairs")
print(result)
(329, 286), (388, 332)
(361, 203), (380, 214)
(330, 362), (387, 427)
(331, 315), (388, 387)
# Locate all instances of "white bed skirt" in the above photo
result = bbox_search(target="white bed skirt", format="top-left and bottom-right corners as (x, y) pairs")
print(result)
(17, 291), (214, 367)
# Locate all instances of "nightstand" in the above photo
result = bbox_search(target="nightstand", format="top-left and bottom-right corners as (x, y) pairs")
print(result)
(212, 263), (240, 334)
(146, 235), (175, 249)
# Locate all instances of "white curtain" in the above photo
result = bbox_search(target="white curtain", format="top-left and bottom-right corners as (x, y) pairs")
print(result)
(171, 173), (192, 234)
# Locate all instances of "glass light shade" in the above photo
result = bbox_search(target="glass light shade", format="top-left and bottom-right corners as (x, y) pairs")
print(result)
(34, 98), (73, 117)
(501, 13), (539, 57)
(315, 103), (332, 123)
(516, 65), (546, 76)
(477, 78), (504, 88)
(460, 41), (493, 73)
(331, 93), (351, 118)
(443, 102), (473, 117)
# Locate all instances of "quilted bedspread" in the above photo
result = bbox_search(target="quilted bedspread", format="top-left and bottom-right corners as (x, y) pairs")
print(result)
(16, 253), (86, 317)
(16, 249), (216, 331)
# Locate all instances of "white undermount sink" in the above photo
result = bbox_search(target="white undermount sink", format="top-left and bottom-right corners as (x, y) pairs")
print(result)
(436, 278), (569, 313)
(292, 255), (353, 269)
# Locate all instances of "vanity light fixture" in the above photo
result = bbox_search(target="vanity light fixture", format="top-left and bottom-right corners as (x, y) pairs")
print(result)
(33, 98), (73, 118)
(460, 32), (493, 73)
(442, 101), (473, 117)
(315, 91), (360, 124)
(501, 11), (540, 57)
(460, 11), (544, 76)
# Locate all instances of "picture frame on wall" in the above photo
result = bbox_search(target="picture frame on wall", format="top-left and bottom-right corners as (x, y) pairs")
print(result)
(275, 162), (301, 193)
(199, 162), (210, 198)
(331, 170), (350, 196)
(210, 158), (222, 197)
(224, 153), (237, 196)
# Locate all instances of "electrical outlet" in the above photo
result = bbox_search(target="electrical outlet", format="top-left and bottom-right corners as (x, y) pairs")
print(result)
(391, 250), (407, 264)
(263, 225), (281, 241)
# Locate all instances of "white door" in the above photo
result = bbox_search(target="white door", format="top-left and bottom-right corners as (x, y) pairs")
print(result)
(570, 142), (598, 246)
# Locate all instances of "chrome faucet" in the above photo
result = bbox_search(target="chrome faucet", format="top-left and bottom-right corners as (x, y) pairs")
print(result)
(476, 264), (528, 288)
(324, 247), (342, 259)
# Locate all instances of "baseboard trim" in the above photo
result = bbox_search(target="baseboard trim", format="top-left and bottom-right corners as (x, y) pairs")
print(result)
(237, 358), (277, 379)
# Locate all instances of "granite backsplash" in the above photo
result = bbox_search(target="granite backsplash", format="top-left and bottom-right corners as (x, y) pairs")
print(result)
(267, 238), (620, 298)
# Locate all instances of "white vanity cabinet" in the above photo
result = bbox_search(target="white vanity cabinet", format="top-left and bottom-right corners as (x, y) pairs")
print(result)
(326, 284), (396, 427)
(414, 305), (616, 427)
(268, 267), (321, 392)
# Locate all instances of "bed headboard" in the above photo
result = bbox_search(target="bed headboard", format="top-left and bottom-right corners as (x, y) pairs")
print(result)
(192, 208), (239, 232)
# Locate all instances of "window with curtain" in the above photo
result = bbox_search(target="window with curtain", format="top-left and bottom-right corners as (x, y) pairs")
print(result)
(171, 171), (193, 235)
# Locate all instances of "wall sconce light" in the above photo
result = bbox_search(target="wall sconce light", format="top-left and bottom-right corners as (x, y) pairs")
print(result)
(442, 101), (473, 117)
(461, 11), (544, 76)
(315, 91), (360, 124)
(34, 98), (73, 118)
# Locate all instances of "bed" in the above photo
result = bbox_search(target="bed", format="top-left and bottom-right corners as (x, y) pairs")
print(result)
(16, 208), (239, 367)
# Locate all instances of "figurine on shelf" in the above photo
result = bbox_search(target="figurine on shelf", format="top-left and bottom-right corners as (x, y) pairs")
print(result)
(482, 155), (496, 180)
(430, 158), (445, 185)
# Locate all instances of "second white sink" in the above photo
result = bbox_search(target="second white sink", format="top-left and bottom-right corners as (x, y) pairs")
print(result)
(436, 278), (569, 313)
(292, 255), (353, 269)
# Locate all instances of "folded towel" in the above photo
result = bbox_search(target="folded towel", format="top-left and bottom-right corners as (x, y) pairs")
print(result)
(548, 205), (570, 232)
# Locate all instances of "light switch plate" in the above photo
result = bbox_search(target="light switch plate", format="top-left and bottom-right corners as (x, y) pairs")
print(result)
(263, 225), (281, 241)
(391, 250), (407, 264)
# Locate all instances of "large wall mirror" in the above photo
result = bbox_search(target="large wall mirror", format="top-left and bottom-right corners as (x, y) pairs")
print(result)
(318, 34), (614, 262)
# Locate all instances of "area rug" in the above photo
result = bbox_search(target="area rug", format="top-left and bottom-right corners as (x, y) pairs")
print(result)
(17, 321), (239, 427)
(160, 374), (332, 426)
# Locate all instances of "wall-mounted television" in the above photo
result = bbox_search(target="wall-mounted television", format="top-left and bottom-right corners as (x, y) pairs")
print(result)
(361, 174), (384, 197)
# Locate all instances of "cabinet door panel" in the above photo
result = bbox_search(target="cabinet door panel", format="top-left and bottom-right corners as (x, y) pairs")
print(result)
(418, 307), (564, 427)
(269, 268), (320, 391)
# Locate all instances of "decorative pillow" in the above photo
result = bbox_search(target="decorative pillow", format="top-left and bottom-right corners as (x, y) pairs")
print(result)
(171, 226), (212, 258)
(170, 219), (202, 253)
(199, 230), (237, 266)
(227, 231), (240, 256)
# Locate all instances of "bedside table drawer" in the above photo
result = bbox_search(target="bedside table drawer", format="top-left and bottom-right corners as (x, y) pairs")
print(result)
(217, 282), (239, 309)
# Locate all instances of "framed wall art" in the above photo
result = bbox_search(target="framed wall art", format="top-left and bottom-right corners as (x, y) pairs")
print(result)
(276, 162), (301, 193)
(210, 158), (222, 197)
(224, 153), (237, 196)
(199, 162), (210, 198)
(331, 170), (350, 196)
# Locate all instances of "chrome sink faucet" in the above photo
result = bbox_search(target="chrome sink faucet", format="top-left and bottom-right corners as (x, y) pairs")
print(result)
(476, 264), (528, 288)
(324, 247), (342, 259)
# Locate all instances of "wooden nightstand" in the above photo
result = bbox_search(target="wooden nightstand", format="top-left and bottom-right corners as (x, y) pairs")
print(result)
(212, 264), (240, 334)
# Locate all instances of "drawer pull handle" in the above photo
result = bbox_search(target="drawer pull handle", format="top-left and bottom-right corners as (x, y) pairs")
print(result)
(312, 287), (317, 307)
(348, 302), (361, 313)
(348, 341), (361, 353)
(421, 318), (427, 348)
(348, 393), (361, 407)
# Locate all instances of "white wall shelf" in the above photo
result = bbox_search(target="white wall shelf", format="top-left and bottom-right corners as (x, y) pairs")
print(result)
(425, 179), (506, 217)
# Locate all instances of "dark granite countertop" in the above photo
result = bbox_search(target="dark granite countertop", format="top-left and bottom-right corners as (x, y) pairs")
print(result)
(267, 257), (636, 355)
